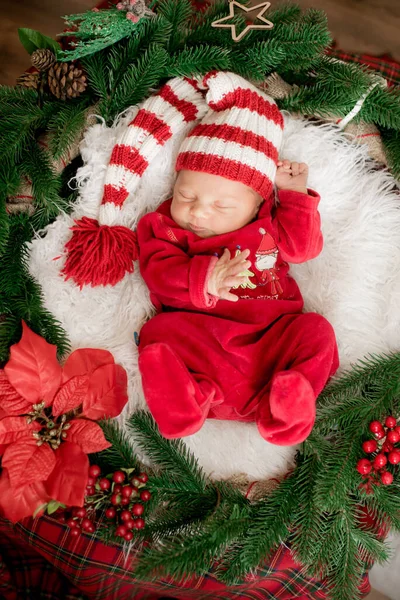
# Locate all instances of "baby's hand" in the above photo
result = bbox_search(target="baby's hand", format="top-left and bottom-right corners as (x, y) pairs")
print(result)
(276, 160), (308, 194)
(208, 248), (251, 302)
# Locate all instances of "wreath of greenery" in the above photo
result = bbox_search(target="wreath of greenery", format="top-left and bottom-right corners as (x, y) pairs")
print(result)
(1, 2), (400, 599)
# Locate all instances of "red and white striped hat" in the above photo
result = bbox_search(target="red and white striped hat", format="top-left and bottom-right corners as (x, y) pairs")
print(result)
(176, 71), (284, 199)
(62, 77), (207, 288)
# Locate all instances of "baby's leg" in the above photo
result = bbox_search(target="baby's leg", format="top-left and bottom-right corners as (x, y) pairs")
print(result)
(256, 312), (339, 445)
(139, 342), (222, 438)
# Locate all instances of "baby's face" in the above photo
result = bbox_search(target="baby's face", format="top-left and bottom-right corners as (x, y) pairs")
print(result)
(171, 170), (262, 238)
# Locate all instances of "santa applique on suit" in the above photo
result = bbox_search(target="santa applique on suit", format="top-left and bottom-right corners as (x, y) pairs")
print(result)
(254, 227), (283, 295)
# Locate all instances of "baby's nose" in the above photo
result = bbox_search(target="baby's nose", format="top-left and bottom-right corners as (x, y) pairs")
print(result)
(190, 204), (209, 219)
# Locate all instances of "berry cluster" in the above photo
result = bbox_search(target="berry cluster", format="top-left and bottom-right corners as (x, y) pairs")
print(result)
(60, 464), (151, 542)
(357, 416), (400, 489)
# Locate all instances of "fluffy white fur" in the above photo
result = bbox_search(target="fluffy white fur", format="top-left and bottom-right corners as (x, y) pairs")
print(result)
(28, 112), (400, 598)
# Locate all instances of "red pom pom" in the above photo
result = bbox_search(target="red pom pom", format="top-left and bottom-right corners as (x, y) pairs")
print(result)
(357, 459), (372, 475)
(381, 471), (394, 485)
(385, 416), (397, 428)
(369, 421), (384, 434)
(362, 440), (377, 454)
(62, 218), (139, 287)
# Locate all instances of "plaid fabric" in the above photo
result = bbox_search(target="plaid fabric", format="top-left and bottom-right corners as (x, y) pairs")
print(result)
(0, 515), (371, 600)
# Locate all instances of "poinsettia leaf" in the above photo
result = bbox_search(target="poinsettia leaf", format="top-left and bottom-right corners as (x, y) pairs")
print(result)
(52, 375), (89, 417)
(4, 322), (62, 407)
(0, 370), (32, 416)
(62, 348), (115, 383)
(83, 363), (128, 420)
(66, 419), (111, 453)
(0, 444), (7, 456)
(0, 416), (40, 445)
(45, 442), (88, 507)
(3, 439), (56, 489)
(18, 28), (60, 56)
(0, 469), (50, 523)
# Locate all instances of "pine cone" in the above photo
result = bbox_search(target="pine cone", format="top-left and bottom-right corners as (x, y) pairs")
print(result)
(31, 49), (56, 72)
(47, 62), (87, 101)
(16, 71), (40, 90)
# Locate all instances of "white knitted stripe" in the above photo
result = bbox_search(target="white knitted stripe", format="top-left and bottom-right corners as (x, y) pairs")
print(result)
(178, 136), (277, 176)
(103, 164), (141, 194)
(200, 107), (283, 147)
(99, 202), (125, 227)
(204, 71), (274, 107)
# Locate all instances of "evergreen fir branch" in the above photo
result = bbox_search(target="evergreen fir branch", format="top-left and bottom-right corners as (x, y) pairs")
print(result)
(155, 0), (193, 50)
(107, 44), (169, 122)
(352, 526), (389, 566)
(0, 194), (9, 256)
(167, 45), (230, 77)
(361, 483), (400, 531)
(82, 51), (110, 102)
(128, 410), (208, 492)
(244, 40), (286, 80)
(20, 141), (68, 230)
(0, 212), (31, 297)
(47, 98), (90, 161)
(380, 127), (400, 180)
(218, 473), (298, 584)
(97, 419), (139, 471)
(267, 3), (302, 26)
(185, 1), (243, 48)
(134, 505), (249, 580)
(361, 85), (400, 131)
(0, 85), (38, 107)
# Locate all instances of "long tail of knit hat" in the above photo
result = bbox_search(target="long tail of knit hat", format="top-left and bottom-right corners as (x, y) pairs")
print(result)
(176, 71), (284, 199)
(62, 77), (207, 288)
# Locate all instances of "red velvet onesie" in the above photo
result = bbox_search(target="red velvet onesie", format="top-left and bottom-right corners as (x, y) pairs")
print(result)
(137, 189), (339, 445)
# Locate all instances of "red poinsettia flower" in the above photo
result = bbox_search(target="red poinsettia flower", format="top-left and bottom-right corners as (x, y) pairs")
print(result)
(0, 322), (128, 522)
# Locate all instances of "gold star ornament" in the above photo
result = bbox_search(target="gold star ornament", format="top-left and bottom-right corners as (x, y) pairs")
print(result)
(211, 1), (274, 43)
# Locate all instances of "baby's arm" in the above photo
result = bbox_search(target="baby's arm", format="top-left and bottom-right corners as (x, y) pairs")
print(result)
(138, 215), (249, 308)
(272, 160), (323, 263)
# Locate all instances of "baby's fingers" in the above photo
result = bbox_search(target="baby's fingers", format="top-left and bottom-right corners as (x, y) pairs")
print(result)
(219, 289), (239, 302)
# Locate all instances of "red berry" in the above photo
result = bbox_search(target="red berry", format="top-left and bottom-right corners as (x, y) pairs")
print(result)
(115, 525), (128, 537)
(99, 478), (111, 491)
(362, 440), (377, 454)
(89, 465), (101, 478)
(138, 473), (149, 483)
(396, 426), (400, 435)
(105, 507), (116, 519)
(124, 531), (134, 541)
(387, 430), (400, 444)
(385, 416), (397, 429)
(140, 490), (151, 502)
(121, 485), (133, 498)
(373, 453), (387, 469)
(121, 497), (130, 506)
(70, 527), (81, 537)
(388, 450), (400, 465)
(125, 519), (135, 530)
(85, 486), (95, 496)
(120, 510), (132, 522)
(113, 485), (122, 494)
(374, 429), (385, 440)
(131, 477), (141, 488)
(369, 420), (384, 434)
(81, 518), (94, 531)
(75, 507), (87, 519)
(110, 493), (121, 506)
(87, 525), (95, 534)
(382, 442), (394, 453)
(66, 518), (78, 528)
(381, 471), (394, 485)
(357, 459), (372, 475)
(113, 471), (126, 484)
(87, 476), (96, 487)
(134, 518), (145, 530)
(132, 503), (144, 516)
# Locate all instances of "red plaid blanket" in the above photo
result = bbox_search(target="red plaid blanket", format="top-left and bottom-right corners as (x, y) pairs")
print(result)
(0, 515), (371, 600)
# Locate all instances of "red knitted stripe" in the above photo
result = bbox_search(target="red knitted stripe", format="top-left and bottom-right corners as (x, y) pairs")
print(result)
(102, 184), (128, 207)
(187, 123), (279, 162)
(184, 77), (200, 91)
(176, 152), (273, 198)
(209, 89), (284, 128)
(109, 144), (149, 174)
(128, 109), (173, 145)
(159, 85), (198, 122)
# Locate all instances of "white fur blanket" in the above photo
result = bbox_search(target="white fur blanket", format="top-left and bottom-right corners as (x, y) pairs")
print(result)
(28, 112), (400, 598)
